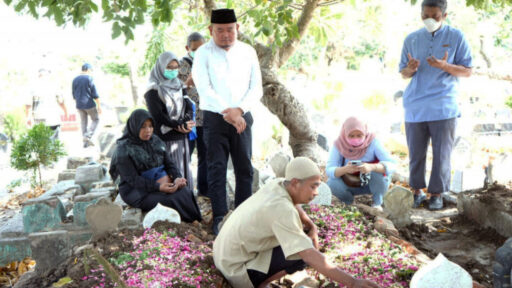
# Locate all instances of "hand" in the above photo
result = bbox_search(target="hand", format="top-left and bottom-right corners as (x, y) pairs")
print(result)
(222, 107), (243, 124)
(352, 279), (380, 288)
(343, 163), (360, 174)
(306, 224), (319, 250)
(176, 124), (192, 134)
(356, 163), (373, 174)
(426, 51), (448, 69)
(26, 118), (32, 127)
(407, 53), (420, 72)
(159, 182), (178, 194)
(174, 177), (187, 188)
(97, 106), (102, 115)
(185, 75), (195, 87)
(186, 120), (196, 129)
(232, 116), (247, 134)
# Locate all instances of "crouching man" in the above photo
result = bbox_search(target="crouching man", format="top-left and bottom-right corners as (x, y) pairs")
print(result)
(213, 157), (380, 288)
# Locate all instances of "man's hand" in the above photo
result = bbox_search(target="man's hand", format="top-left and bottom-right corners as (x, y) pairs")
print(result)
(407, 53), (420, 72)
(222, 108), (246, 134)
(426, 51), (448, 70)
(306, 224), (320, 250)
(97, 106), (102, 115)
(185, 75), (195, 87)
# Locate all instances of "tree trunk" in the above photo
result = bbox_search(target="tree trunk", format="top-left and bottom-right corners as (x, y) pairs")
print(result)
(37, 165), (42, 188)
(254, 44), (319, 160)
(128, 65), (138, 106)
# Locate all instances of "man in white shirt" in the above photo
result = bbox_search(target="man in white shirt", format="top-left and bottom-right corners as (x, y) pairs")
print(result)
(192, 8), (263, 234)
(25, 68), (68, 139)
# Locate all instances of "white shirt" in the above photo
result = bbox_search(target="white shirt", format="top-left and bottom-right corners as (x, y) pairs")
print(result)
(192, 39), (262, 114)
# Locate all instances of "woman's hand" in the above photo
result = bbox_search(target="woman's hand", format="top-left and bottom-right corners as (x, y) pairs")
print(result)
(343, 162), (360, 174)
(159, 182), (178, 194)
(356, 163), (374, 174)
(174, 177), (187, 188)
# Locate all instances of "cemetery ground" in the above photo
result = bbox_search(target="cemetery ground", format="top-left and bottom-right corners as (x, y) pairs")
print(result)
(1, 100), (512, 287)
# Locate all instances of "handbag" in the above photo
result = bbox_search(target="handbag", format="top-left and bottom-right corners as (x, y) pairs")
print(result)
(342, 173), (362, 188)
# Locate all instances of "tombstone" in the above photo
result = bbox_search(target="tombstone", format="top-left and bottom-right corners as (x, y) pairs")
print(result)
(29, 230), (71, 274)
(309, 182), (332, 206)
(316, 134), (329, 152)
(410, 253), (472, 288)
(383, 186), (413, 227)
(67, 157), (91, 169)
(86, 198), (122, 238)
(75, 164), (106, 192)
(491, 153), (512, 185)
(268, 151), (291, 178)
(21, 197), (66, 233)
(451, 137), (472, 170)
(0, 132), (9, 153)
(142, 203), (181, 228)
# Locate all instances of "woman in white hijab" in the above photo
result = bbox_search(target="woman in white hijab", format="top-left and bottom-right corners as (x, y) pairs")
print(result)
(144, 51), (195, 191)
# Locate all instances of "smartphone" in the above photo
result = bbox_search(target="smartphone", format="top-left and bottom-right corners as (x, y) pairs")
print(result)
(350, 160), (362, 166)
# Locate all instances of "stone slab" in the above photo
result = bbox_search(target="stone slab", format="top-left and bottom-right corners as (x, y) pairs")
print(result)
(268, 151), (291, 178)
(114, 194), (128, 208)
(29, 230), (70, 274)
(384, 186), (413, 227)
(143, 203), (181, 228)
(458, 192), (512, 238)
(57, 170), (76, 182)
(86, 198), (122, 238)
(43, 180), (77, 198)
(0, 236), (31, 266)
(450, 169), (485, 193)
(89, 186), (116, 197)
(119, 207), (143, 229)
(73, 192), (111, 226)
(21, 197), (66, 233)
(0, 213), (25, 238)
(74, 164), (105, 192)
(67, 157), (91, 170)
(68, 229), (93, 247)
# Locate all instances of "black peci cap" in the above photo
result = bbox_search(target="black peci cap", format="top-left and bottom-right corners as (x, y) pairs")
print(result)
(211, 9), (237, 24)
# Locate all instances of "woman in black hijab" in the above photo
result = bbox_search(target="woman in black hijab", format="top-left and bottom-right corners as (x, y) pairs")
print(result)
(109, 109), (201, 222)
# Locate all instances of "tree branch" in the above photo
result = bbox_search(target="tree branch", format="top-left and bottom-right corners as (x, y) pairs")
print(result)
(202, 0), (216, 20)
(277, 0), (321, 67)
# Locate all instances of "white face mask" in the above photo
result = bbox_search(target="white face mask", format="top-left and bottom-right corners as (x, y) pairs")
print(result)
(423, 18), (442, 33)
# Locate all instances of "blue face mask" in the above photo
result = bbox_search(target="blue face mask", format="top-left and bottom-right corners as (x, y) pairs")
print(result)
(189, 51), (195, 58)
(164, 69), (178, 80)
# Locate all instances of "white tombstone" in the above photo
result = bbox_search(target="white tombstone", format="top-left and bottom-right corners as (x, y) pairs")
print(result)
(142, 203), (181, 229)
(383, 186), (413, 227)
(410, 253), (472, 288)
(309, 182), (332, 206)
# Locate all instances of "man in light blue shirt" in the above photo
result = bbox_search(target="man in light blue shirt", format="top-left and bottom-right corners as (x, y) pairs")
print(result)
(399, 0), (472, 210)
(192, 9), (263, 234)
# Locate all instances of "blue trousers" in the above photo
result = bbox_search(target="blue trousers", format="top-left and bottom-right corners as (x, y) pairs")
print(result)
(405, 118), (456, 194)
(327, 172), (390, 206)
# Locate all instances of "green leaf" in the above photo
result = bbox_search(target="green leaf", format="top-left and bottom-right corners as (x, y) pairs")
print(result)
(4, 0), (13, 6)
(226, 0), (233, 9)
(112, 21), (122, 38)
(102, 0), (109, 11)
(28, 1), (38, 18)
(14, 0), (27, 12)
(90, 1), (98, 12)
(53, 6), (64, 26)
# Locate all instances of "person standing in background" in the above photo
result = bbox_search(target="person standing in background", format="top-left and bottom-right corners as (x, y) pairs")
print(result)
(192, 9), (263, 235)
(399, 0), (472, 210)
(72, 63), (101, 148)
(179, 32), (208, 197)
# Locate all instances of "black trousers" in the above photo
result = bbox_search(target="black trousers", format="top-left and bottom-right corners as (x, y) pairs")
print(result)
(189, 127), (208, 197)
(119, 185), (202, 223)
(247, 246), (307, 287)
(203, 111), (253, 219)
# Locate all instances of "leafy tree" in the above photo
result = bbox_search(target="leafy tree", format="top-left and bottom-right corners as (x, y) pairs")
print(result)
(506, 95), (512, 109)
(3, 109), (27, 142)
(4, 0), (510, 159)
(102, 61), (139, 106)
(10, 123), (66, 187)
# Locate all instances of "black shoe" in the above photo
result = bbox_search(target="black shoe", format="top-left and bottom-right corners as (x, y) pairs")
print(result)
(428, 194), (443, 210)
(212, 216), (224, 235)
(413, 192), (427, 208)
